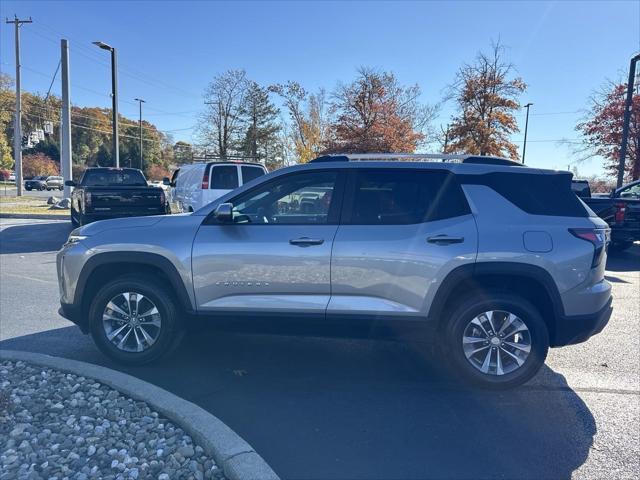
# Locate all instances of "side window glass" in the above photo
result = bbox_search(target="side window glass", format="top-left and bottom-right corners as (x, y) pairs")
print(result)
(230, 171), (337, 224)
(241, 166), (266, 184)
(620, 183), (640, 198)
(211, 166), (239, 190)
(350, 170), (468, 225)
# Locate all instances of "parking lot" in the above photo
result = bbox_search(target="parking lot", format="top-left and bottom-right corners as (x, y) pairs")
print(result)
(1, 217), (638, 480)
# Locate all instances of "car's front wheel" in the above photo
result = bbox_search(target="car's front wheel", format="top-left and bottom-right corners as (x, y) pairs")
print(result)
(444, 293), (549, 389)
(89, 274), (183, 365)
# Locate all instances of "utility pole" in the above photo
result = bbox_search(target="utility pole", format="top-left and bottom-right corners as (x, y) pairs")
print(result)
(93, 41), (119, 167)
(522, 103), (533, 164)
(6, 15), (32, 196)
(616, 53), (640, 189)
(134, 98), (145, 170)
(61, 39), (73, 198)
(442, 124), (450, 153)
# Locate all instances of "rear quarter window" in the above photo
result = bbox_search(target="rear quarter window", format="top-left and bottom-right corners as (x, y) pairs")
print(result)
(462, 172), (590, 217)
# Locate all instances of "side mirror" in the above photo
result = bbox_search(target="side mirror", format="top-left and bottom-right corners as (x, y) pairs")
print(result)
(213, 202), (233, 222)
(65, 180), (76, 187)
(162, 177), (171, 186)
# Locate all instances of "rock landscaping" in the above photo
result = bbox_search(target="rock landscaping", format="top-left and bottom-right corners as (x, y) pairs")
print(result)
(0, 360), (227, 480)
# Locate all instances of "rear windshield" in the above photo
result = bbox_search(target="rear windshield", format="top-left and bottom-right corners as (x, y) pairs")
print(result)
(461, 172), (590, 217)
(82, 169), (147, 187)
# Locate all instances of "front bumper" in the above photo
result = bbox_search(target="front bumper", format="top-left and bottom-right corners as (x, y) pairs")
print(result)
(552, 296), (613, 347)
(58, 303), (88, 333)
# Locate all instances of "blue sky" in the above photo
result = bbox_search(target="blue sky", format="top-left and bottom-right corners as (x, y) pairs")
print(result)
(1, 0), (638, 176)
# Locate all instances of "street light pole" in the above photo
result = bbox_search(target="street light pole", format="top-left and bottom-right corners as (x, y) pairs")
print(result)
(616, 53), (640, 189)
(93, 41), (119, 167)
(134, 98), (145, 170)
(522, 103), (533, 164)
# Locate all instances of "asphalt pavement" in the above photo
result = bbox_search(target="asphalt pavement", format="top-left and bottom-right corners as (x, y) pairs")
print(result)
(1, 218), (638, 480)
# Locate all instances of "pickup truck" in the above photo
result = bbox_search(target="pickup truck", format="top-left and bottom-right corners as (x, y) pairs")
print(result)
(572, 179), (640, 251)
(67, 167), (168, 227)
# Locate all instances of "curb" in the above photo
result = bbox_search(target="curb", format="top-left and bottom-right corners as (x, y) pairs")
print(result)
(0, 213), (69, 220)
(0, 350), (279, 480)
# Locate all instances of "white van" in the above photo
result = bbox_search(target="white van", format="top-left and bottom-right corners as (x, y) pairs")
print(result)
(171, 162), (267, 212)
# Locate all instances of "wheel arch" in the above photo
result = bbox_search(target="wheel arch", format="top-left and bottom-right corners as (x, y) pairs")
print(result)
(76, 252), (194, 324)
(428, 262), (564, 343)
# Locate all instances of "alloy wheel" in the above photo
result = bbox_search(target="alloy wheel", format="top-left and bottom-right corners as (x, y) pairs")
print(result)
(102, 292), (162, 353)
(462, 310), (532, 376)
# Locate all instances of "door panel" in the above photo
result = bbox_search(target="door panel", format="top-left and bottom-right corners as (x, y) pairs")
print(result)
(192, 224), (338, 312)
(192, 169), (343, 314)
(329, 168), (477, 318)
(329, 215), (478, 317)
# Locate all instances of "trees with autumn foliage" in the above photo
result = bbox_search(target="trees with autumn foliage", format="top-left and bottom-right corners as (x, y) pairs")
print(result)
(577, 82), (640, 181)
(445, 42), (526, 159)
(324, 68), (435, 153)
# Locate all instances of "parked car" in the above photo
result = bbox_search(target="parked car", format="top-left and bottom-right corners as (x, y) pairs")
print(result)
(57, 154), (612, 389)
(572, 179), (640, 251)
(171, 161), (267, 212)
(46, 175), (64, 191)
(8, 172), (15, 182)
(25, 176), (49, 191)
(66, 167), (168, 227)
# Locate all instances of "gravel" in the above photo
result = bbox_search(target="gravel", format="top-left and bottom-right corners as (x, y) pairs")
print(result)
(0, 360), (227, 480)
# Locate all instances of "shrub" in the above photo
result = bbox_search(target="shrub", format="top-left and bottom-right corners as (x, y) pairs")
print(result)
(23, 153), (59, 178)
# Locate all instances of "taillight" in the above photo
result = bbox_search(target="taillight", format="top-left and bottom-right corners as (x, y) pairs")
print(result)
(614, 202), (626, 224)
(201, 171), (209, 189)
(84, 192), (92, 208)
(569, 228), (607, 268)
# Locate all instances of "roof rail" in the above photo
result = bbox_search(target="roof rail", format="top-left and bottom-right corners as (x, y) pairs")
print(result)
(309, 153), (523, 166)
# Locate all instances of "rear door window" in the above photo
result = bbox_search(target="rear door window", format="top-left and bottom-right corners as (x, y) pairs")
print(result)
(346, 169), (470, 225)
(241, 166), (266, 184)
(210, 165), (239, 190)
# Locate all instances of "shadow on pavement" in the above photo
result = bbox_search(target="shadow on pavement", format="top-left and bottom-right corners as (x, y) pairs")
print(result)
(2, 325), (595, 480)
(605, 243), (640, 272)
(0, 221), (72, 254)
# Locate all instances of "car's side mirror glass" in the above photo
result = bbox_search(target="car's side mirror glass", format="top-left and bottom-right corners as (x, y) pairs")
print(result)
(162, 177), (171, 186)
(213, 203), (233, 222)
(65, 180), (76, 187)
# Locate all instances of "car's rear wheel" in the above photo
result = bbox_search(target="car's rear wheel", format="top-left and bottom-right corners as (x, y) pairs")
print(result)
(89, 274), (183, 365)
(444, 293), (549, 389)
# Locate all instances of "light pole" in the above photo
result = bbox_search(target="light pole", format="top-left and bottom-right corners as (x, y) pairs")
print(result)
(134, 98), (145, 170)
(522, 103), (533, 164)
(93, 41), (119, 167)
(616, 53), (640, 188)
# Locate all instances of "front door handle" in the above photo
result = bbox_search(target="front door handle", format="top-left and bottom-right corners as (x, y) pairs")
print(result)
(427, 235), (464, 245)
(289, 237), (325, 247)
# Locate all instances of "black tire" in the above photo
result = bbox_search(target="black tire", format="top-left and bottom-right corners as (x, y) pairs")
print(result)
(89, 274), (184, 365)
(25, 187), (32, 191)
(40, 185), (46, 191)
(609, 241), (634, 252)
(70, 208), (80, 227)
(443, 292), (549, 389)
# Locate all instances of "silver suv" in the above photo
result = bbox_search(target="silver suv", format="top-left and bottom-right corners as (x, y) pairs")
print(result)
(57, 154), (613, 388)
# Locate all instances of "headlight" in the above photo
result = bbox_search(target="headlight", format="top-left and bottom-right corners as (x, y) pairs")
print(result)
(64, 229), (88, 247)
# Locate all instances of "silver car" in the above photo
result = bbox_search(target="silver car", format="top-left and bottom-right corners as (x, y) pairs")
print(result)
(57, 154), (612, 388)
(46, 175), (64, 191)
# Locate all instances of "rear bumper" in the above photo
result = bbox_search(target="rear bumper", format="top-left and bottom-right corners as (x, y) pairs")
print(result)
(552, 296), (612, 347)
(84, 209), (167, 221)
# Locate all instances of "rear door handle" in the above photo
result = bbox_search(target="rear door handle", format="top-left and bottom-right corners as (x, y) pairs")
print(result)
(289, 237), (325, 247)
(427, 235), (464, 245)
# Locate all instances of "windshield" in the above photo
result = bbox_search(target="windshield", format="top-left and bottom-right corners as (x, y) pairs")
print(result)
(81, 170), (147, 187)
